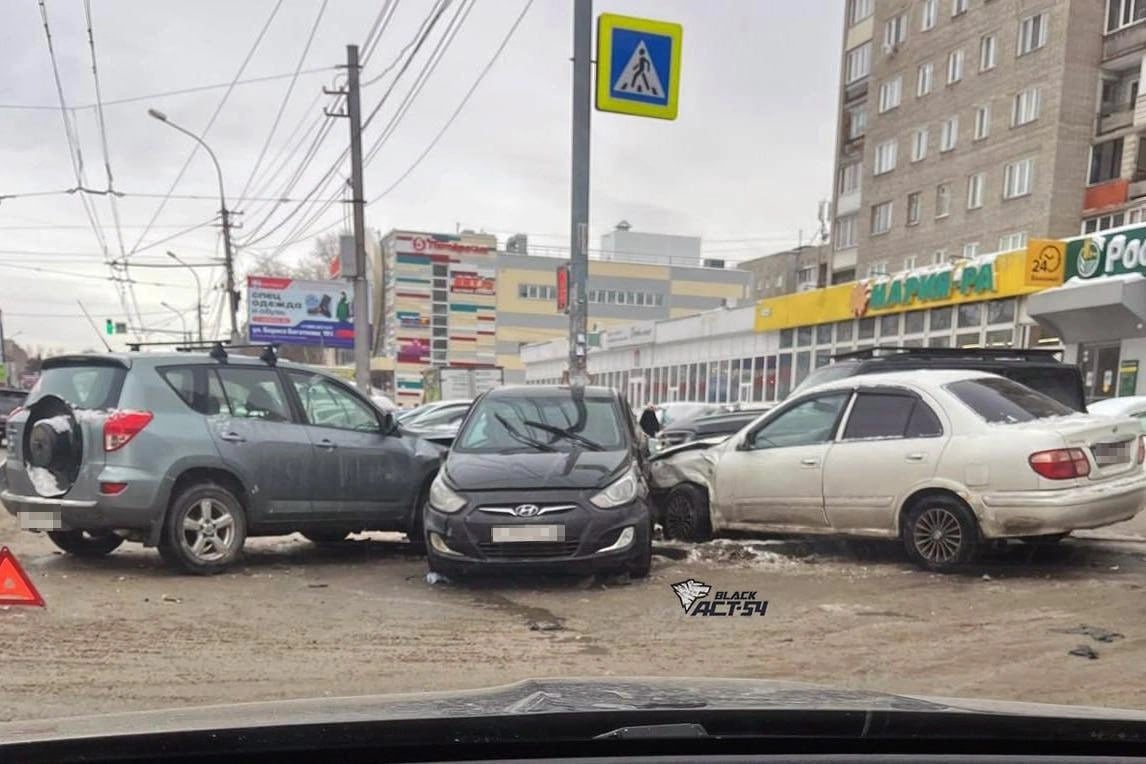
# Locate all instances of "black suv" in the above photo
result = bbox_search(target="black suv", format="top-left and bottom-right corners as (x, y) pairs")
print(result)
(793, 346), (1087, 411)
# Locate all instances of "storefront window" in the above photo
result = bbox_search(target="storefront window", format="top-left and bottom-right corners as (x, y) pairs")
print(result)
(697, 362), (708, 400)
(1079, 343), (1122, 400)
(956, 332), (981, 348)
(797, 326), (813, 346)
(729, 360), (741, 402)
(879, 313), (900, 338)
(777, 353), (793, 400)
(815, 350), (831, 368)
(796, 352), (811, 386)
(903, 338), (923, 347)
(985, 329), (1013, 347)
(858, 317), (876, 339)
(680, 365), (689, 397)
(930, 306), (952, 331)
(816, 324), (833, 344)
(929, 335), (950, 348)
(752, 356), (765, 400)
(904, 310), (925, 334)
(987, 298), (1016, 325)
(668, 365), (678, 396)
(836, 320), (854, 342)
(957, 303), (982, 328)
(766, 356), (778, 401)
(780, 329), (794, 348)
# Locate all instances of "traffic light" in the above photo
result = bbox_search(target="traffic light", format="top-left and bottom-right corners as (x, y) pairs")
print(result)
(105, 319), (114, 336)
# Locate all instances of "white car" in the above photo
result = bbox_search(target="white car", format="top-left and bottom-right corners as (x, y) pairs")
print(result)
(1087, 396), (1146, 432)
(650, 369), (1146, 572)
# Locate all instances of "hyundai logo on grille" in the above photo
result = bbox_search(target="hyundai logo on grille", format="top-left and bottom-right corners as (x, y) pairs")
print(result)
(513, 504), (541, 518)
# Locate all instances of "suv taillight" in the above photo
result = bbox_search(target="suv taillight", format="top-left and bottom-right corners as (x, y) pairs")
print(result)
(104, 410), (153, 452)
(1029, 448), (1090, 480)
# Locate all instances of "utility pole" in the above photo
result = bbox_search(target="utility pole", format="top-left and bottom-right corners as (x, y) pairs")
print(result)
(568, 0), (592, 385)
(345, 44), (371, 394)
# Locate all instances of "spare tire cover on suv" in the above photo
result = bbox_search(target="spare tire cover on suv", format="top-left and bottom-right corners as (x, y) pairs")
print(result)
(22, 394), (83, 498)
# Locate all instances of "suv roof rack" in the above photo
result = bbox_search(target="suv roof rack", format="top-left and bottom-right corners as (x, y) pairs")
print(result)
(124, 340), (279, 365)
(832, 345), (1062, 362)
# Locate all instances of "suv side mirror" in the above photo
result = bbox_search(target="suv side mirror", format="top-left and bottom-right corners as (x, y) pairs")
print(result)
(736, 434), (754, 451)
(380, 411), (396, 434)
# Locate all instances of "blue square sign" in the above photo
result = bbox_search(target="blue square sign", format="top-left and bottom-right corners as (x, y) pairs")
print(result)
(596, 14), (682, 120)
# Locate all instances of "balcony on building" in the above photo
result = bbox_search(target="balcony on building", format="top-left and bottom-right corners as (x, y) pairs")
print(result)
(1097, 65), (1140, 136)
(1104, 2), (1146, 63)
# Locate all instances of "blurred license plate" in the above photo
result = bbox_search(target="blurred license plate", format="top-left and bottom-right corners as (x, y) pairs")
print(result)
(1093, 442), (1131, 466)
(19, 510), (62, 530)
(491, 525), (564, 543)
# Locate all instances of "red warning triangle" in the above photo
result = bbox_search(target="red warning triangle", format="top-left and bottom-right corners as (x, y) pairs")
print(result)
(0, 546), (45, 607)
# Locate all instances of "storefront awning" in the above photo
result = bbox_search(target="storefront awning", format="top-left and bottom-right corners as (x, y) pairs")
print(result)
(1027, 276), (1146, 343)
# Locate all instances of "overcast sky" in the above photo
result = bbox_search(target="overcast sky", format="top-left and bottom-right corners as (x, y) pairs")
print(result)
(0, 0), (841, 353)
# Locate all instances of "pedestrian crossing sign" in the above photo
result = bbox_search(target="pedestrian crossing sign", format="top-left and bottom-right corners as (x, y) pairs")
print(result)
(596, 13), (682, 120)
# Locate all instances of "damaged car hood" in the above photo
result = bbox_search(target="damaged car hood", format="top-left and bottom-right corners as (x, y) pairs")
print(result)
(4, 677), (1146, 746)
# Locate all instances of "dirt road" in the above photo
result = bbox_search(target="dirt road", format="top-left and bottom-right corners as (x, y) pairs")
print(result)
(4, 497), (1146, 722)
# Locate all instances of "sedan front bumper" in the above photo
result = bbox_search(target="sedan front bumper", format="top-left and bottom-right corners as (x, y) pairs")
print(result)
(424, 489), (651, 574)
(976, 471), (1146, 538)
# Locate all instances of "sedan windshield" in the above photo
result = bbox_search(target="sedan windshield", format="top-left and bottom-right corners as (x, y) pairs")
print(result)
(454, 395), (626, 453)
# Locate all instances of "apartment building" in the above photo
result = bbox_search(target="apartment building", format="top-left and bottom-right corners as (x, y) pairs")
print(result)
(737, 244), (831, 300)
(831, 0), (1103, 282)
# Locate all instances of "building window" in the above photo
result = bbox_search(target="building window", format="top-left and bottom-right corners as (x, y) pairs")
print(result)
(957, 302), (982, 328)
(1082, 212), (1127, 233)
(1089, 138), (1124, 185)
(947, 48), (964, 84)
(930, 305), (953, 331)
(973, 104), (990, 139)
(838, 161), (861, 195)
(905, 310), (926, 333)
(963, 242), (980, 258)
(866, 261), (889, 278)
(988, 297), (1016, 324)
(849, 0), (873, 25)
(797, 266), (818, 289)
(952, 0), (969, 16)
(871, 201), (893, 235)
(1017, 12), (1049, 56)
(837, 320), (854, 342)
(885, 13), (908, 48)
(999, 231), (1028, 250)
(979, 33), (997, 70)
(922, 0), (938, 30)
(847, 104), (868, 139)
(858, 317), (876, 339)
(797, 326), (814, 346)
(936, 183), (951, 217)
(878, 76), (903, 112)
(904, 254), (917, 270)
(1003, 157), (1034, 198)
(907, 191), (922, 224)
(874, 139), (898, 175)
(1107, 0), (1146, 33)
(967, 172), (985, 209)
(917, 62), (934, 96)
(816, 324), (833, 344)
(836, 214), (858, 248)
(845, 42), (872, 83)
(940, 116), (958, 151)
(911, 127), (929, 161)
(1012, 87), (1041, 126)
(880, 313), (901, 338)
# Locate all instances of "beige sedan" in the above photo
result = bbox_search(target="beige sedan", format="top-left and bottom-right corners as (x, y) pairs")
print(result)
(651, 369), (1146, 571)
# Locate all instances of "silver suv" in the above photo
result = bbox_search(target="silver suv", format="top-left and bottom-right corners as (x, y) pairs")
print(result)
(0, 349), (443, 574)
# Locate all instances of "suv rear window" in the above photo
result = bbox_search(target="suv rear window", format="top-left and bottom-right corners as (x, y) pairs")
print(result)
(947, 377), (1074, 424)
(0, 391), (25, 415)
(32, 364), (125, 409)
(999, 367), (1086, 412)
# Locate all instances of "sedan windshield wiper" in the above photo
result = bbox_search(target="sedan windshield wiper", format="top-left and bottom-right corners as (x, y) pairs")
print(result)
(494, 413), (556, 452)
(522, 419), (604, 451)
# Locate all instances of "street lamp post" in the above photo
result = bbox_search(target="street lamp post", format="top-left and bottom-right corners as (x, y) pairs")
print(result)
(161, 302), (190, 344)
(167, 250), (204, 342)
(147, 108), (239, 344)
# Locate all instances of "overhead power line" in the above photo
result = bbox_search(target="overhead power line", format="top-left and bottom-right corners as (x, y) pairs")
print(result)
(0, 67), (339, 111)
(129, 0), (285, 255)
(0, 261), (197, 288)
(0, 187), (339, 203)
(235, 0), (329, 207)
(272, 0), (534, 252)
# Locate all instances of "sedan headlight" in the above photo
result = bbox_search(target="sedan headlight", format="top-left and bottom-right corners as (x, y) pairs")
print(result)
(590, 467), (641, 509)
(428, 472), (466, 513)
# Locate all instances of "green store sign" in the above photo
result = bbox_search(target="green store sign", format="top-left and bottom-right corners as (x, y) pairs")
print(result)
(1066, 224), (1146, 280)
(869, 262), (996, 311)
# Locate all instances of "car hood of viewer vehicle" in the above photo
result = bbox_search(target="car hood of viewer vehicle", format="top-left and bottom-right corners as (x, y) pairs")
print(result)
(445, 449), (628, 491)
(4, 677), (1146, 748)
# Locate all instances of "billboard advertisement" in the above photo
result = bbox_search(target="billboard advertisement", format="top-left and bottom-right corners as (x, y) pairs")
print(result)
(449, 271), (496, 295)
(247, 275), (358, 348)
